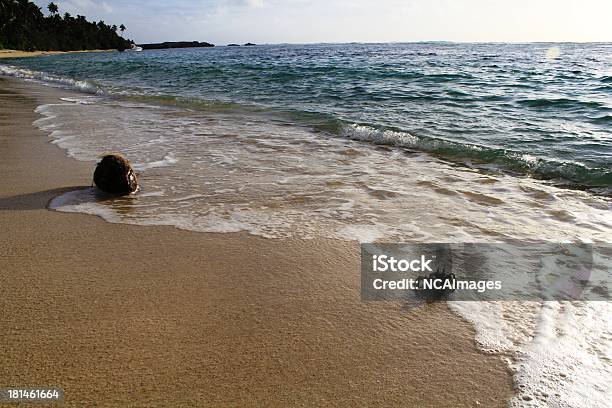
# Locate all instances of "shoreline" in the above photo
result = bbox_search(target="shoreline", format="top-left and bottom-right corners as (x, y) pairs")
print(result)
(0, 76), (514, 406)
(0, 49), (115, 59)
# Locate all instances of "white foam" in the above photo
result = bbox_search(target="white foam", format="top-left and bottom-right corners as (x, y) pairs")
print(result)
(60, 96), (99, 105)
(449, 298), (612, 407)
(342, 123), (420, 147)
(337, 224), (386, 243)
(48, 188), (122, 223)
(0, 64), (100, 93)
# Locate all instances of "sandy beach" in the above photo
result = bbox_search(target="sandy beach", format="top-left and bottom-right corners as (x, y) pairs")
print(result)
(0, 49), (113, 59)
(0, 77), (513, 407)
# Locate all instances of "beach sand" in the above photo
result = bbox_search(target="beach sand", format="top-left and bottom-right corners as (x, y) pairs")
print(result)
(0, 49), (114, 59)
(0, 77), (514, 407)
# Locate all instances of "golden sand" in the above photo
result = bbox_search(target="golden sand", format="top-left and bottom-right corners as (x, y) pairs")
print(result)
(0, 49), (113, 59)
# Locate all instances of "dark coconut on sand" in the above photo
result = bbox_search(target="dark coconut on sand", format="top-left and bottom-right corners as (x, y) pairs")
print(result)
(93, 154), (139, 195)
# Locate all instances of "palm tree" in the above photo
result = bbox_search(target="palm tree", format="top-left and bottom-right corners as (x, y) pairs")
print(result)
(119, 24), (126, 35)
(2, 0), (131, 52)
(47, 2), (58, 15)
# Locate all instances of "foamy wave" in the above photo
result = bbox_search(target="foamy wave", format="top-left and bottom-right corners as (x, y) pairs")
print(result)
(341, 123), (420, 146)
(49, 189), (283, 238)
(0, 64), (100, 94)
(33, 103), (97, 161)
(48, 188), (122, 222)
(450, 298), (612, 407)
(339, 123), (611, 192)
(60, 96), (99, 105)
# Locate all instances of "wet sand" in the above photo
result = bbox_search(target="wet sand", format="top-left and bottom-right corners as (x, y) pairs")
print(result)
(0, 77), (514, 407)
(0, 49), (113, 59)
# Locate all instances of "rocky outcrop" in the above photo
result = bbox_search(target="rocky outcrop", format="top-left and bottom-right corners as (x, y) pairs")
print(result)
(139, 41), (214, 50)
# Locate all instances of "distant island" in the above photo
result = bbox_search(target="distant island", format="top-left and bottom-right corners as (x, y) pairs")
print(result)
(0, 0), (133, 52)
(139, 41), (214, 50)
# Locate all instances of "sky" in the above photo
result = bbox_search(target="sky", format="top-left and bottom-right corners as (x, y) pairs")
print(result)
(34, 0), (612, 44)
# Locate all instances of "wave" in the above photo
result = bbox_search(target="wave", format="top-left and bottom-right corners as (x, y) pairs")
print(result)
(337, 123), (612, 192)
(594, 85), (612, 93)
(0, 64), (100, 94)
(123, 93), (255, 112)
(589, 114), (612, 124)
(600, 75), (612, 83)
(516, 97), (607, 111)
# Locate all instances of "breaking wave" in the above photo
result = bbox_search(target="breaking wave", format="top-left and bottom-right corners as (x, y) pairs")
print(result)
(0, 64), (100, 94)
(337, 123), (612, 192)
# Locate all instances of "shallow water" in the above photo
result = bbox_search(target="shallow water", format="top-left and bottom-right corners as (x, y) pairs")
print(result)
(36, 96), (611, 242)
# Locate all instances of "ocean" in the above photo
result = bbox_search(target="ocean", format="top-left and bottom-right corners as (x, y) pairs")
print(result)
(1, 42), (611, 407)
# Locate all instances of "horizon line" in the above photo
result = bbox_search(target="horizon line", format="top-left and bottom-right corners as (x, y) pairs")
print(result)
(137, 40), (612, 46)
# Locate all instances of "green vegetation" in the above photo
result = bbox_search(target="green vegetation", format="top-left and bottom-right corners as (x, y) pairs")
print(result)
(0, 0), (133, 51)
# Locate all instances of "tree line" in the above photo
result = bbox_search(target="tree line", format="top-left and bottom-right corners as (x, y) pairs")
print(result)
(0, 0), (133, 51)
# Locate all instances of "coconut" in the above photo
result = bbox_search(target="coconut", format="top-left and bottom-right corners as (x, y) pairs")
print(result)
(93, 154), (139, 195)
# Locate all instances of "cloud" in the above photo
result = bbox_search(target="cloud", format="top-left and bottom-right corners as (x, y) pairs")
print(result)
(245, 0), (264, 7)
(101, 1), (113, 13)
(56, 0), (113, 15)
(34, 0), (612, 44)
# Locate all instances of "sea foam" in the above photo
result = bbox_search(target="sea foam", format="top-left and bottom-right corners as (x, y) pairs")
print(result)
(0, 64), (100, 93)
(450, 300), (612, 407)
